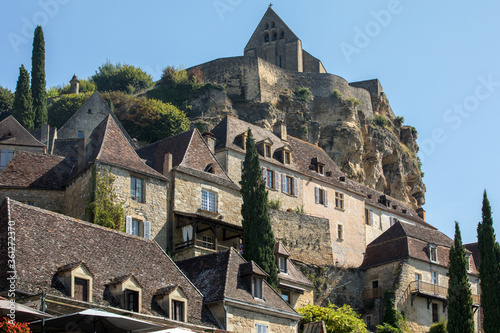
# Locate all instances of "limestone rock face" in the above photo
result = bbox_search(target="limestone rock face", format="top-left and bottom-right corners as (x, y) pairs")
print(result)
(187, 58), (426, 210)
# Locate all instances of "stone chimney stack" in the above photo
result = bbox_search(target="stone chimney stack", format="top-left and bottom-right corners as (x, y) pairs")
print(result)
(70, 74), (80, 94)
(164, 153), (173, 176)
(416, 207), (426, 221)
(202, 132), (217, 154)
(273, 121), (287, 141)
(40, 124), (49, 146)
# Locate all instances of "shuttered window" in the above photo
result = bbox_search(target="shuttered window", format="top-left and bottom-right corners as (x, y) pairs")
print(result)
(74, 278), (89, 302)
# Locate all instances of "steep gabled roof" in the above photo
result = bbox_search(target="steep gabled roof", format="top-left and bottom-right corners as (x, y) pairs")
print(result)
(176, 249), (298, 315)
(0, 116), (46, 148)
(136, 128), (236, 188)
(0, 151), (74, 189)
(87, 115), (165, 179)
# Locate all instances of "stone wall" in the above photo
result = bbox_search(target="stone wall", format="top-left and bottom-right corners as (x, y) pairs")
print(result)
(64, 168), (92, 220)
(226, 305), (298, 333)
(270, 210), (332, 265)
(0, 189), (64, 214)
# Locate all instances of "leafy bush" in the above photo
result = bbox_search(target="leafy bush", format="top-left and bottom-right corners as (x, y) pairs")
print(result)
(47, 92), (92, 128)
(298, 303), (368, 333)
(376, 323), (401, 333)
(346, 97), (361, 107)
(188, 66), (204, 85)
(373, 115), (388, 127)
(161, 65), (189, 86)
(395, 116), (404, 125)
(294, 86), (312, 103)
(194, 120), (207, 133)
(268, 199), (281, 210)
(91, 60), (153, 93)
(332, 89), (342, 100)
(429, 320), (447, 333)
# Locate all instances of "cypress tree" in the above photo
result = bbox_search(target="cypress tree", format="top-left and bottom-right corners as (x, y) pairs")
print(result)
(240, 129), (279, 289)
(12, 65), (34, 130)
(477, 190), (500, 332)
(31, 25), (47, 127)
(447, 222), (474, 333)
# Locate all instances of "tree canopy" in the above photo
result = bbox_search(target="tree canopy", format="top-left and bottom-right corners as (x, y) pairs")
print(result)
(31, 25), (47, 127)
(298, 303), (368, 333)
(47, 92), (91, 128)
(91, 61), (153, 93)
(12, 65), (34, 130)
(0, 86), (14, 119)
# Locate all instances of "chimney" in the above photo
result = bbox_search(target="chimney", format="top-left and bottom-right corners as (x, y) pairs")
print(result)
(416, 208), (426, 221)
(77, 139), (87, 171)
(40, 124), (49, 145)
(70, 74), (80, 94)
(273, 121), (287, 141)
(202, 132), (216, 154)
(164, 153), (173, 176)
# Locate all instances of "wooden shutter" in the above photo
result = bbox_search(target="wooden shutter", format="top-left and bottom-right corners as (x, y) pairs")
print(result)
(369, 210), (374, 226)
(275, 172), (280, 191)
(315, 187), (319, 204)
(144, 220), (151, 240)
(389, 216), (394, 226)
(281, 174), (286, 193)
(126, 216), (132, 234)
(324, 190), (329, 207)
(74, 278), (88, 302)
(293, 177), (299, 197)
(262, 167), (267, 182)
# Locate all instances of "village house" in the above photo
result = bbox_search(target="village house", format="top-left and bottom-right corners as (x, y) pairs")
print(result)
(0, 198), (222, 331)
(361, 222), (481, 332)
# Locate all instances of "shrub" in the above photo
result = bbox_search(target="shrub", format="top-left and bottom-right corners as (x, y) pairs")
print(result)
(373, 115), (388, 127)
(331, 89), (342, 100)
(294, 86), (312, 103)
(293, 204), (306, 215)
(429, 320), (447, 333)
(187, 66), (204, 85)
(395, 115), (404, 125)
(417, 156), (424, 178)
(376, 323), (401, 333)
(161, 65), (189, 86)
(194, 120), (207, 133)
(298, 303), (368, 333)
(91, 60), (153, 93)
(346, 97), (361, 107)
(268, 199), (281, 210)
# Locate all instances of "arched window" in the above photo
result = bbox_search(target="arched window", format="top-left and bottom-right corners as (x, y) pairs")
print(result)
(265, 22), (269, 30)
(272, 32), (277, 41)
(264, 32), (269, 43)
(280, 30), (285, 39)
(271, 21), (275, 28)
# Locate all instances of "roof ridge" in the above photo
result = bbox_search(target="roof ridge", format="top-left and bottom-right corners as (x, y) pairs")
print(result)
(177, 130), (196, 168)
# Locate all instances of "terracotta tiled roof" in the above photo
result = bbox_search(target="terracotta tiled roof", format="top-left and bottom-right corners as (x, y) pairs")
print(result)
(0, 116), (45, 148)
(137, 128), (236, 188)
(211, 116), (431, 227)
(176, 248), (298, 315)
(0, 151), (74, 189)
(87, 115), (165, 179)
(0, 199), (205, 323)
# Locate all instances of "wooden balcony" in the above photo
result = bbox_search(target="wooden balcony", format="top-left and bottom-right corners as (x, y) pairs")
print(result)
(362, 287), (382, 300)
(409, 281), (480, 308)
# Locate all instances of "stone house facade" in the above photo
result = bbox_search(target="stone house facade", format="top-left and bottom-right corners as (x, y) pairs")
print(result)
(361, 222), (481, 333)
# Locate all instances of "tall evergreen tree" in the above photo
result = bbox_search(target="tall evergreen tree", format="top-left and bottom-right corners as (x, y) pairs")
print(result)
(31, 25), (47, 127)
(240, 129), (279, 289)
(447, 222), (474, 333)
(477, 190), (500, 333)
(12, 65), (34, 129)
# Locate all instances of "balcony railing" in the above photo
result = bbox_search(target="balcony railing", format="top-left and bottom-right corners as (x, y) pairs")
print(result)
(409, 281), (480, 305)
(362, 287), (381, 300)
(174, 239), (230, 252)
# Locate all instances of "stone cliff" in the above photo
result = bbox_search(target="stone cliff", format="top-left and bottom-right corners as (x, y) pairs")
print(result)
(184, 56), (425, 210)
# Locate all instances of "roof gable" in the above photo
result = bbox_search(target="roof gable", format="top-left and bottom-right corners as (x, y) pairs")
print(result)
(0, 116), (45, 148)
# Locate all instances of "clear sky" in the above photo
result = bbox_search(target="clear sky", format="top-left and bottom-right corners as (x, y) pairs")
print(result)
(1, 0), (499, 244)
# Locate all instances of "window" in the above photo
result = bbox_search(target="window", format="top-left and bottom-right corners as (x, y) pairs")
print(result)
(285, 176), (293, 195)
(337, 224), (344, 240)
(266, 169), (274, 189)
(315, 187), (328, 206)
(252, 276), (263, 299)
(74, 278), (89, 302)
(278, 256), (287, 273)
(431, 271), (438, 285)
(281, 174), (298, 196)
(264, 32), (269, 42)
(317, 164), (324, 175)
(77, 130), (84, 138)
(365, 315), (372, 328)
(429, 244), (438, 262)
(415, 273), (421, 289)
(335, 192), (344, 209)
(130, 177), (144, 203)
(201, 189), (217, 212)
(256, 324), (268, 333)
(432, 303), (439, 322)
(201, 235), (214, 249)
(272, 32), (277, 41)
(125, 289), (139, 312)
(172, 300), (184, 322)
(284, 151), (291, 165)
(372, 280), (379, 289)
(0, 150), (13, 169)
(131, 219), (141, 236)
(280, 30), (284, 39)
(264, 144), (272, 158)
(125, 216), (151, 239)
(281, 290), (290, 304)
(204, 163), (214, 173)
(466, 254), (471, 271)
(365, 209), (370, 225)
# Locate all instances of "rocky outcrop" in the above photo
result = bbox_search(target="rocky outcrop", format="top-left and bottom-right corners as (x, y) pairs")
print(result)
(185, 57), (426, 210)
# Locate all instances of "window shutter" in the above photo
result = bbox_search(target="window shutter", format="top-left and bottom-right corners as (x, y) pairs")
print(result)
(369, 210), (374, 226)
(144, 220), (151, 240)
(315, 187), (319, 204)
(281, 174), (286, 193)
(125, 216), (132, 234)
(389, 216), (394, 226)
(262, 167), (267, 182)
(293, 177), (299, 197)
(324, 190), (329, 207)
(275, 172), (280, 191)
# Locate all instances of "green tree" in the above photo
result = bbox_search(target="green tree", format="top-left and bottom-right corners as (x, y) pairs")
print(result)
(0, 86), (14, 119)
(447, 222), (474, 333)
(376, 290), (408, 332)
(47, 92), (91, 128)
(477, 190), (500, 333)
(31, 25), (47, 127)
(429, 320), (447, 333)
(298, 303), (368, 333)
(12, 65), (34, 129)
(86, 167), (125, 230)
(48, 78), (97, 97)
(240, 129), (279, 289)
(91, 60), (153, 93)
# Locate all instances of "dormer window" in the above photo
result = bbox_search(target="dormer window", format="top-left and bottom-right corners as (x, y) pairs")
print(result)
(311, 158), (325, 175)
(107, 275), (142, 313)
(428, 243), (438, 263)
(56, 262), (93, 303)
(154, 285), (188, 322)
(240, 261), (268, 300)
(318, 164), (324, 175)
(284, 151), (291, 164)
(252, 276), (263, 299)
(278, 256), (287, 273)
(204, 163), (214, 173)
(257, 138), (274, 158)
(236, 132), (248, 150)
(265, 144), (272, 158)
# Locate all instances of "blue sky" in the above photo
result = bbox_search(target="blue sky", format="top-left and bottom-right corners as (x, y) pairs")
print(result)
(1, 0), (499, 244)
